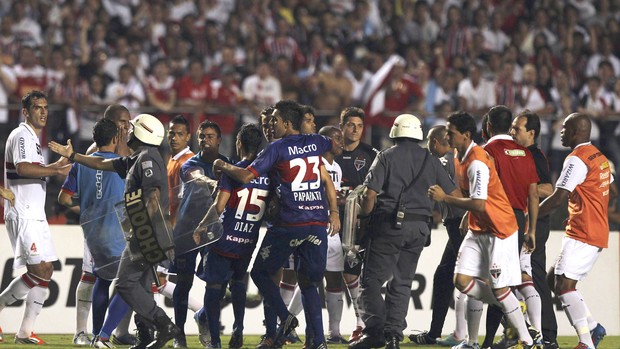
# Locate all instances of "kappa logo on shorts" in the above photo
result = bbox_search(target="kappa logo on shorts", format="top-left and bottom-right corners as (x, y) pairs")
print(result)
(354, 157), (366, 171)
(260, 245), (271, 260)
(490, 263), (501, 279)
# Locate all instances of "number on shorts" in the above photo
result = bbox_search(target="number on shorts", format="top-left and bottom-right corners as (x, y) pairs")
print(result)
(30, 243), (37, 253)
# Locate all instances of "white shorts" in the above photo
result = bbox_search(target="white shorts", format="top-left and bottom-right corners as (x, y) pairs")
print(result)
(455, 230), (521, 289)
(83, 241), (94, 274)
(554, 236), (602, 281)
(283, 253), (295, 271)
(519, 245), (532, 277)
(326, 233), (344, 272)
(5, 218), (58, 269)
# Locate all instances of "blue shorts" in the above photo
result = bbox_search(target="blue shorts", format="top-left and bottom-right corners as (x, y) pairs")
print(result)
(170, 247), (204, 275)
(197, 249), (252, 284)
(252, 225), (327, 283)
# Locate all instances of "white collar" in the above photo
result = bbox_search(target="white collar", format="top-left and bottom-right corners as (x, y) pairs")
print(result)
(172, 147), (191, 160)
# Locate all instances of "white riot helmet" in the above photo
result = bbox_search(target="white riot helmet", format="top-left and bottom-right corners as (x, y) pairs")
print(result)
(130, 114), (165, 146)
(389, 113), (423, 140)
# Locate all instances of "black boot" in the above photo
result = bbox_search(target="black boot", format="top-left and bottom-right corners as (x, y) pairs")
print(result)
(130, 315), (155, 349)
(146, 314), (180, 349)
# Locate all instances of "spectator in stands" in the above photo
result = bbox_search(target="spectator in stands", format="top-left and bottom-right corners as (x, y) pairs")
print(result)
(457, 63), (496, 118)
(144, 58), (177, 123)
(12, 46), (47, 103)
(310, 53), (353, 123)
(586, 35), (620, 77)
(104, 63), (145, 110)
(242, 60), (282, 117)
(0, 16), (19, 65)
(11, 2), (43, 47)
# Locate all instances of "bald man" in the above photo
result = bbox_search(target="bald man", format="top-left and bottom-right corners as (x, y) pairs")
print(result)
(539, 113), (615, 349)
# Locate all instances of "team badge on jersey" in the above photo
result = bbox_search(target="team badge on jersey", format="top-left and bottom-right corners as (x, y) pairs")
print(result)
(354, 156), (366, 171)
(490, 263), (502, 279)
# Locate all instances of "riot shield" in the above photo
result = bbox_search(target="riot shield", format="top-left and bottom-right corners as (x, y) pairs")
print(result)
(171, 175), (223, 255)
(88, 176), (224, 278)
(342, 185), (366, 252)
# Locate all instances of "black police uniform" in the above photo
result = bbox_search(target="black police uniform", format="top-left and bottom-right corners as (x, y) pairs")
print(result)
(359, 140), (456, 341)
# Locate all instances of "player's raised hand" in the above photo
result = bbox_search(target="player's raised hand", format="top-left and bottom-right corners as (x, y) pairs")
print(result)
(428, 184), (446, 202)
(48, 139), (74, 158)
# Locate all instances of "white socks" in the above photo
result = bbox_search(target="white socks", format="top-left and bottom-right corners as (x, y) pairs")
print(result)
(346, 277), (364, 326)
(0, 273), (37, 309)
(325, 290), (344, 337)
(497, 289), (533, 345)
(466, 298), (483, 345)
(279, 282), (296, 307)
(559, 290), (595, 348)
(75, 274), (95, 335)
(18, 276), (50, 338)
(454, 292), (468, 340)
(462, 278), (499, 306)
(517, 282), (541, 331)
(156, 280), (201, 312)
(288, 286), (303, 316)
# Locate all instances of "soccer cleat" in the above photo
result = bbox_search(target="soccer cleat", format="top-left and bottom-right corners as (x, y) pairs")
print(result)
(194, 311), (211, 347)
(527, 326), (543, 347)
(73, 331), (92, 345)
(386, 336), (400, 349)
(206, 341), (222, 349)
(146, 315), (180, 349)
(229, 330), (243, 349)
(451, 342), (480, 349)
(92, 336), (116, 348)
(409, 331), (437, 345)
(572, 342), (594, 349)
(256, 336), (277, 349)
(326, 335), (349, 344)
(273, 313), (298, 345)
(437, 333), (467, 347)
(314, 342), (328, 349)
(282, 328), (302, 344)
(490, 334), (518, 349)
(111, 333), (138, 345)
(590, 323), (606, 348)
(172, 335), (187, 349)
(349, 326), (364, 343)
(14, 332), (46, 345)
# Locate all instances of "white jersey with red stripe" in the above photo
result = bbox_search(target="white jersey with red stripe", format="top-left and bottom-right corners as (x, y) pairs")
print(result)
(4, 122), (47, 220)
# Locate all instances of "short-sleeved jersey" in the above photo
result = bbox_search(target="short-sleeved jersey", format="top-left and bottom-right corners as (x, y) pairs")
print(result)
(112, 145), (169, 213)
(456, 142), (517, 238)
(556, 142), (613, 248)
(365, 141), (456, 216)
(4, 122), (46, 220)
(247, 133), (332, 226)
(61, 151), (125, 257)
(181, 152), (231, 182)
(336, 142), (378, 191)
(322, 158), (342, 191)
(483, 135), (539, 211)
(167, 147), (194, 226)
(210, 159), (271, 258)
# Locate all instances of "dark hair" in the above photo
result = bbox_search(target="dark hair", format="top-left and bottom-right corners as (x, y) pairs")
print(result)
(515, 110), (541, 139)
(274, 100), (304, 131)
(22, 90), (47, 110)
(198, 120), (222, 138)
(260, 105), (275, 119)
(486, 105), (513, 134)
(301, 104), (316, 117)
(103, 104), (129, 121)
(170, 114), (191, 134)
(93, 118), (118, 147)
(447, 111), (477, 137)
(340, 106), (365, 124)
(237, 123), (263, 155)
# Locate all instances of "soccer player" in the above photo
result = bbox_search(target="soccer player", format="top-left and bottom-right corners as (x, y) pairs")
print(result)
(193, 124), (268, 349)
(481, 106), (541, 349)
(538, 113), (612, 349)
(58, 118), (128, 348)
(213, 100), (340, 349)
(167, 115), (194, 227)
(335, 107), (378, 341)
(0, 90), (71, 344)
(49, 113), (180, 349)
(174, 120), (231, 347)
(428, 112), (536, 349)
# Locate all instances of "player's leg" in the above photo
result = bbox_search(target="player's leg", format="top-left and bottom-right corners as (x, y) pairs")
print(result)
(200, 249), (233, 348)
(325, 232), (346, 343)
(74, 271), (96, 344)
(171, 249), (200, 344)
(280, 260), (297, 306)
(228, 255), (252, 349)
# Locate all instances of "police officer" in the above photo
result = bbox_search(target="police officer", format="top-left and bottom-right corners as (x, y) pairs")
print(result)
(350, 114), (458, 349)
(49, 114), (179, 349)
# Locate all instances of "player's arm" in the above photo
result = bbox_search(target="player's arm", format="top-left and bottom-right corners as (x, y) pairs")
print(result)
(321, 166), (340, 235)
(16, 160), (71, 178)
(0, 185), (15, 206)
(193, 189), (230, 244)
(539, 187), (569, 217)
(428, 186), (483, 212)
(58, 190), (77, 208)
(213, 158), (256, 183)
(524, 182), (539, 252)
(49, 139), (115, 171)
(537, 183), (553, 199)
